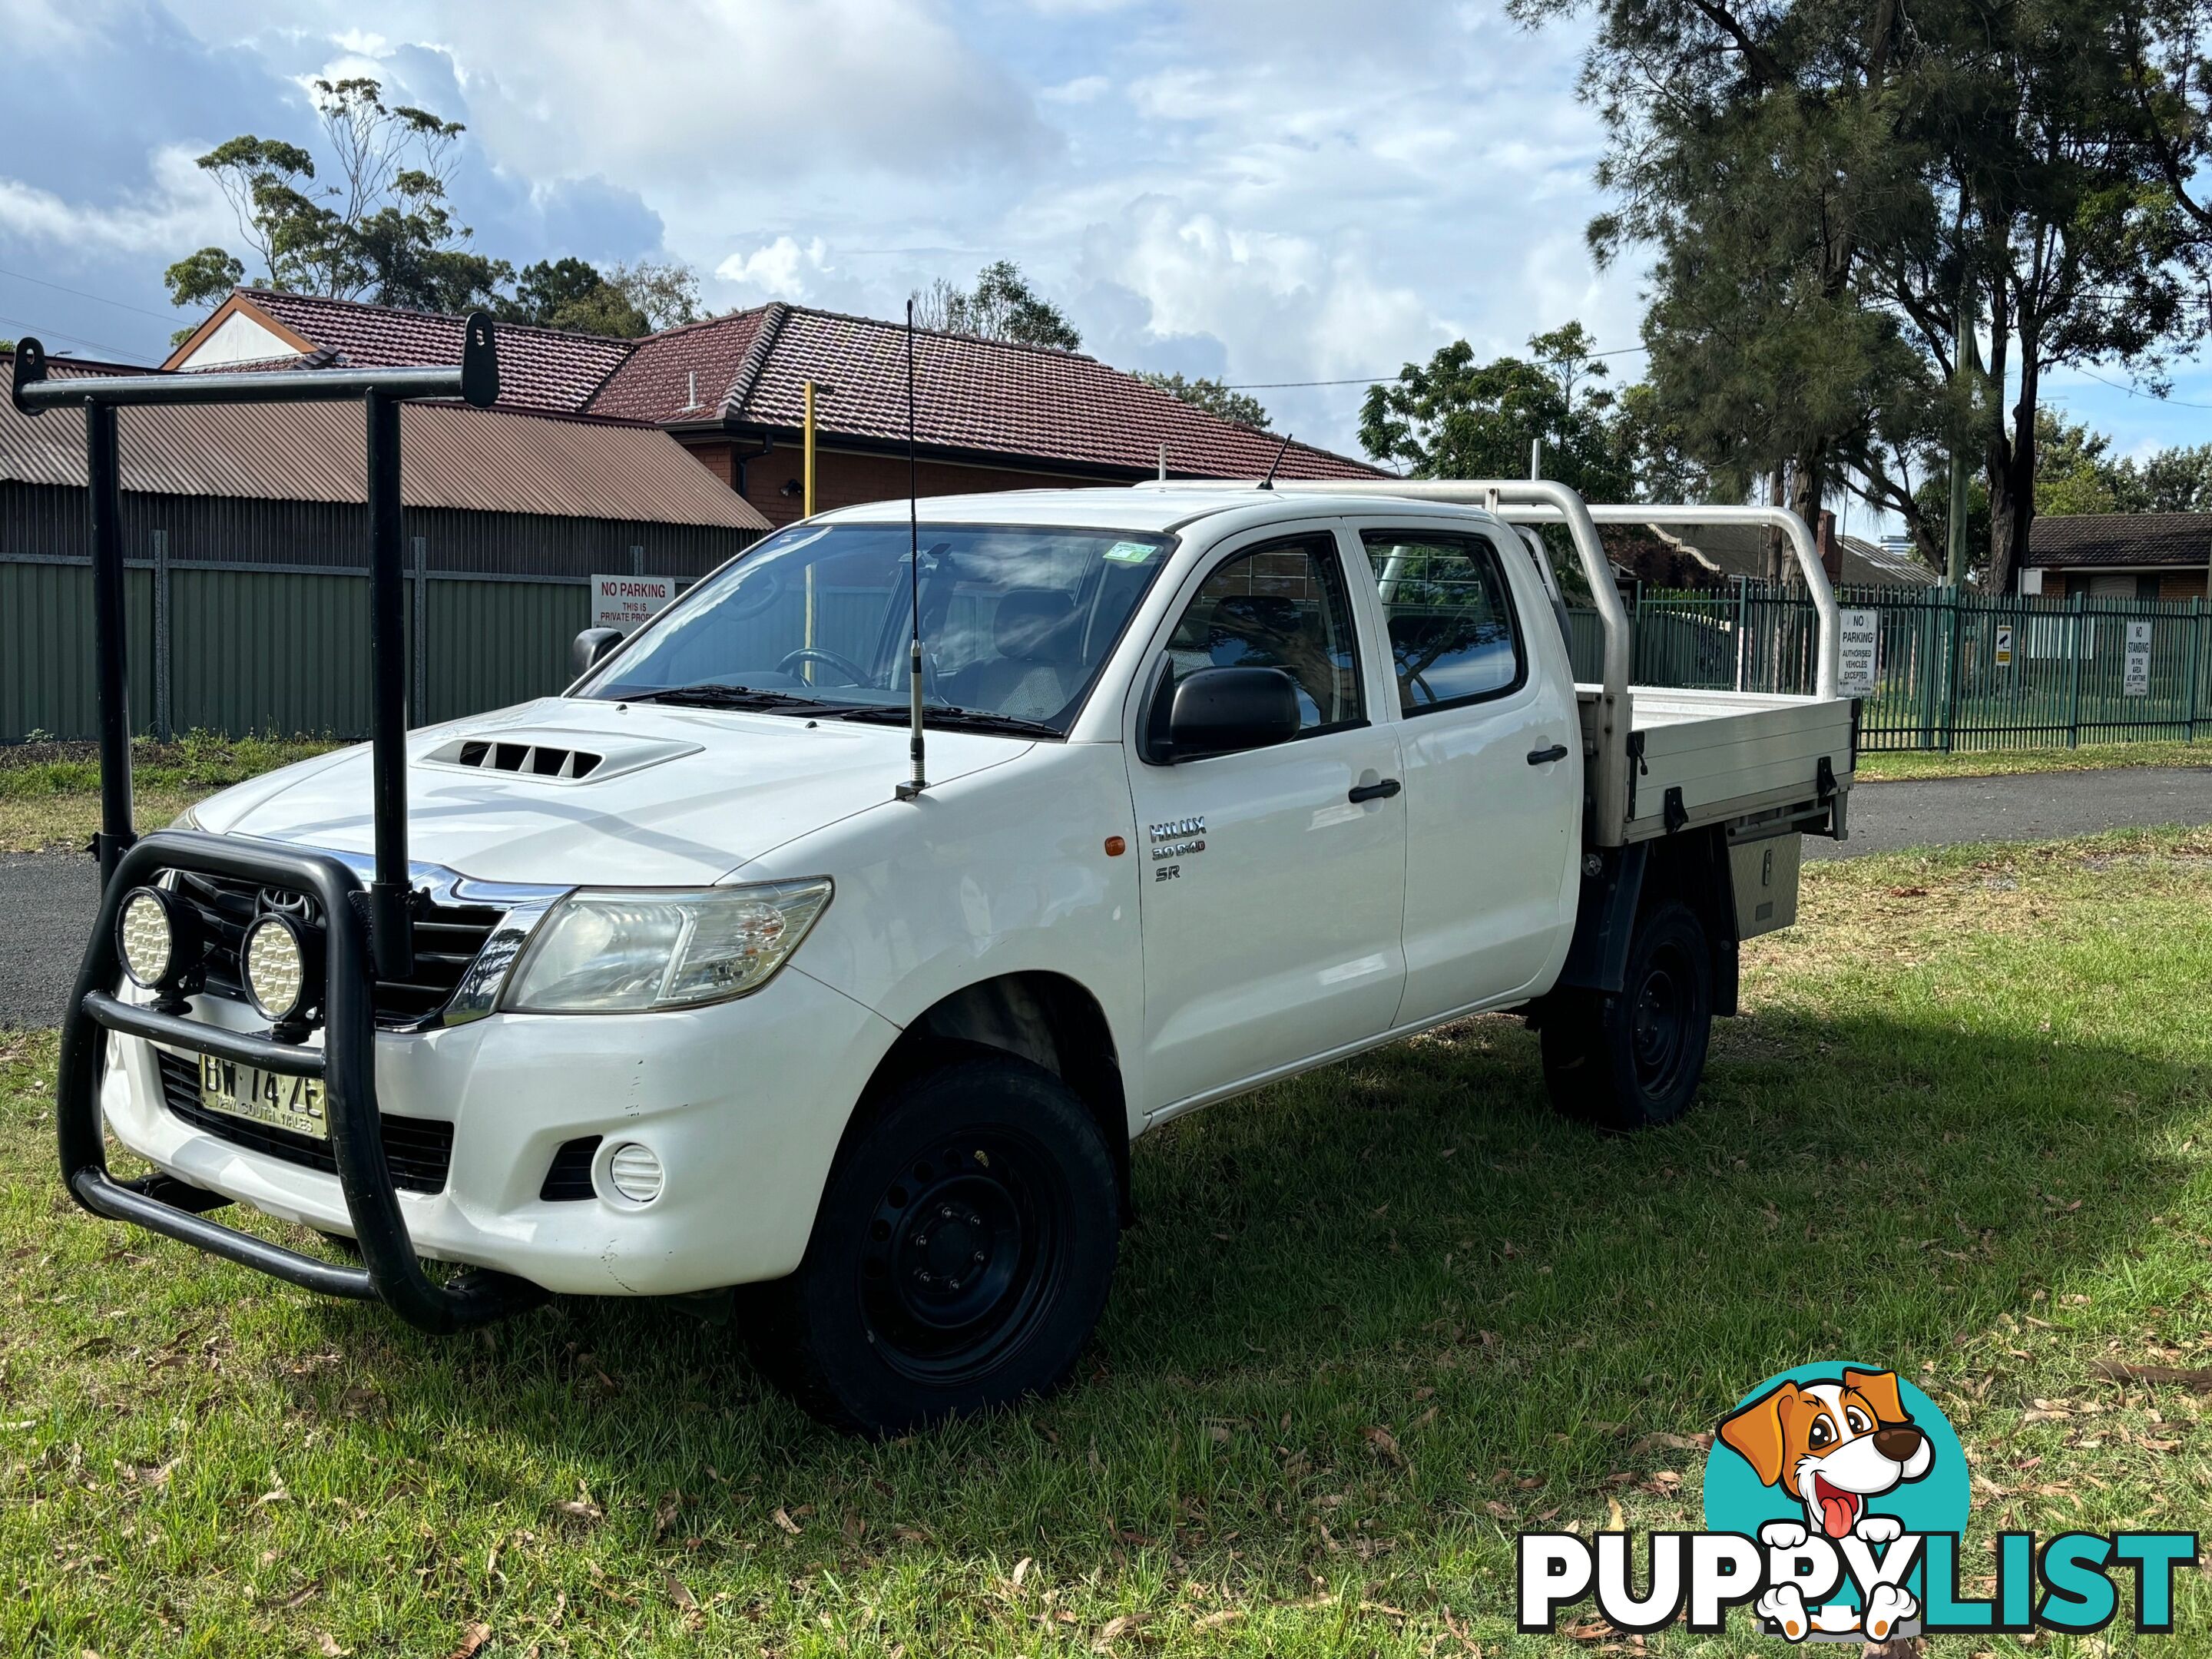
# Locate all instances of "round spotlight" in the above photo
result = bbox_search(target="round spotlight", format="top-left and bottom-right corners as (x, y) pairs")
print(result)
(116, 886), (180, 988)
(241, 913), (313, 1022)
(604, 1142), (664, 1204)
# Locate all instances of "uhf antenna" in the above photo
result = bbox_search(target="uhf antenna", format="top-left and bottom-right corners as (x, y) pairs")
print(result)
(1257, 430), (1294, 490)
(894, 300), (928, 802)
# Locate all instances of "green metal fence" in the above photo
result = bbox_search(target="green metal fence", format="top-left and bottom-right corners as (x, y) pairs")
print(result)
(7, 555), (2206, 753)
(1, 555), (601, 743)
(1568, 582), (2212, 752)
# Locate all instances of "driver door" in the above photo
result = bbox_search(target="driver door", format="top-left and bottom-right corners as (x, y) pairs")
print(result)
(1127, 530), (1408, 1114)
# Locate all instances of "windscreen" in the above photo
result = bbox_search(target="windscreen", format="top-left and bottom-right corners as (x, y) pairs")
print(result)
(578, 522), (1177, 735)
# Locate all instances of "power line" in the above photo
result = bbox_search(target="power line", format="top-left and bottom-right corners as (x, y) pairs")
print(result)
(2066, 363), (2212, 412)
(0, 264), (177, 323)
(1220, 343), (1651, 392)
(0, 312), (148, 361)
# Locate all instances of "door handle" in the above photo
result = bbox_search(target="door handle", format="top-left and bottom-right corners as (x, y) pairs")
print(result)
(1526, 743), (1570, 766)
(1348, 778), (1402, 803)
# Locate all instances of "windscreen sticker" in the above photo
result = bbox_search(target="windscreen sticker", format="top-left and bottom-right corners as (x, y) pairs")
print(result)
(1103, 540), (1159, 563)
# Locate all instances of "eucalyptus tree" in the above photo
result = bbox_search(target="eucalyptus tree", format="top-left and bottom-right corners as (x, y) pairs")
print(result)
(1523, 0), (2212, 588)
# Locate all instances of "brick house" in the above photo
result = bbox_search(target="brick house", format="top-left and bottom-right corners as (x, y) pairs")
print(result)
(167, 290), (1382, 528)
(2019, 515), (2212, 601)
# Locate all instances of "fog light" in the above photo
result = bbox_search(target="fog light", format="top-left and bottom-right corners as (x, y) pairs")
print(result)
(242, 914), (312, 1022)
(116, 887), (179, 988)
(605, 1143), (664, 1204)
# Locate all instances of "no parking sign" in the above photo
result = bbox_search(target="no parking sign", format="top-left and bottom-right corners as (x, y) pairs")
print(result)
(2124, 620), (2153, 697)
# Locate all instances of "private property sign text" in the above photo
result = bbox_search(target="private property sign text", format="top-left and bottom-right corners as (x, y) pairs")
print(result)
(593, 575), (674, 633)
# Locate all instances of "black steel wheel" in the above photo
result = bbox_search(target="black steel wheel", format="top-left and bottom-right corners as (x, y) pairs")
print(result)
(1539, 901), (1713, 1131)
(738, 1051), (1118, 1434)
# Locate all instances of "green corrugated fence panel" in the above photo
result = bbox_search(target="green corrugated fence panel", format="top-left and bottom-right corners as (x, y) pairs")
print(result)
(425, 578), (593, 727)
(0, 561), (153, 742)
(169, 567), (373, 738)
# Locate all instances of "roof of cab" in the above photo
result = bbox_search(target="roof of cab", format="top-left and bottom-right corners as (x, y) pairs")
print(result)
(812, 485), (1493, 537)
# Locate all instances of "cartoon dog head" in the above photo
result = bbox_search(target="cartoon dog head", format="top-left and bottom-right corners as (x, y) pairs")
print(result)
(1718, 1369), (1932, 1538)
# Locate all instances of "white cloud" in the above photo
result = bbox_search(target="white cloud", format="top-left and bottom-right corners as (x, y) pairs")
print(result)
(716, 235), (831, 296)
(0, 144), (230, 255)
(3, 0), (1657, 451)
(368, 0), (1052, 187)
(1041, 74), (1111, 104)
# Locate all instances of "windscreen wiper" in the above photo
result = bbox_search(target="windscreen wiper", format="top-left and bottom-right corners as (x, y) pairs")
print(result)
(624, 684), (859, 714)
(837, 705), (1063, 739)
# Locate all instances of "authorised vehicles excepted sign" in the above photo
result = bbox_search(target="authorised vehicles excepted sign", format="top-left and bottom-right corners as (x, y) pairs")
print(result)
(2124, 620), (2153, 697)
(592, 574), (674, 633)
(1837, 608), (1881, 698)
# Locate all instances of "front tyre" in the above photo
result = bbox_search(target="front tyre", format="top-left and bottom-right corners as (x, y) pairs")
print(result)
(740, 1053), (1119, 1435)
(1539, 901), (1713, 1131)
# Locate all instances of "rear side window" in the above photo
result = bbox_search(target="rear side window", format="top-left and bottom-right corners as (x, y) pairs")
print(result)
(1361, 531), (1525, 714)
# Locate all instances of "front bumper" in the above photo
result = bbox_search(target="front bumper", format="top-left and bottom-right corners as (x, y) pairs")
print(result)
(102, 962), (898, 1297)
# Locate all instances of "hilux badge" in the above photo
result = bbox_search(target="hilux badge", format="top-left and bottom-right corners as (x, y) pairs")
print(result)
(1147, 816), (1206, 861)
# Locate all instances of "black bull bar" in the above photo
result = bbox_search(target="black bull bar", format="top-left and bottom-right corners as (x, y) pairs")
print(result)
(17, 317), (542, 1332)
(57, 833), (545, 1331)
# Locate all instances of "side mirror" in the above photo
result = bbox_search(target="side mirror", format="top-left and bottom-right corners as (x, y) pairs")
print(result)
(1161, 665), (1302, 761)
(571, 627), (624, 677)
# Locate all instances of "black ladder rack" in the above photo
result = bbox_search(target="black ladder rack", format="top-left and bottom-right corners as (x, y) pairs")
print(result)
(16, 316), (545, 1333)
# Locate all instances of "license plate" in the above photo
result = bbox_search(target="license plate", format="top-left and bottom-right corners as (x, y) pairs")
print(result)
(197, 1052), (327, 1141)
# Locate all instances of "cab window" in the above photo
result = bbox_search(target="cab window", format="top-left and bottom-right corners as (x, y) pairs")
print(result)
(1361, 531), (1525, 714)
(1163, 535), (1364, 733)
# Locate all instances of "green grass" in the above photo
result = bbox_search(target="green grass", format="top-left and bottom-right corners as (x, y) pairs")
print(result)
(5, 830), (2212, 1655)
(0, 732), (339, 853)
(1857, 737), (2211, 781)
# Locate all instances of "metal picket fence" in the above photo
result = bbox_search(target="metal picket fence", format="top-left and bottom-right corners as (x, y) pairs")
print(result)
(1567, 582), (2212, 752)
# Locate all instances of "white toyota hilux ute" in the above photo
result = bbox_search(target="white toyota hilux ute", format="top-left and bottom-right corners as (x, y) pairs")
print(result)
(94, 479), (1850, 1432)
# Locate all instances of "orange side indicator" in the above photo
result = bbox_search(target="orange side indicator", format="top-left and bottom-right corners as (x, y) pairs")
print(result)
(1103, 836), (1127, 857)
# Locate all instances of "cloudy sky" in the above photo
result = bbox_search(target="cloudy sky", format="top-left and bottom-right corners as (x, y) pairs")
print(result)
(1, 0), (2204, 480)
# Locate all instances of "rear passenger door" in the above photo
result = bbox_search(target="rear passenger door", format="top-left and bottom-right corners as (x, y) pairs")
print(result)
(1358, 526), (1581, 1023)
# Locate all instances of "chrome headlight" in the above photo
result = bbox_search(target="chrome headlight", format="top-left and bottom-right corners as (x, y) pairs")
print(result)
(504, 879), (833, 1014)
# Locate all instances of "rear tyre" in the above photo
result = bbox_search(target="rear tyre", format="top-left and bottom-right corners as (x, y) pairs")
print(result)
(738, 1052), (1119, 1435)
(1540, 901), (1713, 1131)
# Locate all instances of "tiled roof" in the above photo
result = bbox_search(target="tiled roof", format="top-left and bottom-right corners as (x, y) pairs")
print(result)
(588, 301), (1381, 480)
(215, 289), (634, 415)
(2, 353), (767, 529)
(176, 289), (1382, 481)
(584, 308), (769, 422)
(2025, 513), (2212, 568)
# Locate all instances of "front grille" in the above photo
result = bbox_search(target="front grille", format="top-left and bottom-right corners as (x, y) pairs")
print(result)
(540, 1136), (601, 1201)
(171, 869), (505, 1028)
(154, 1049), (455, 1194)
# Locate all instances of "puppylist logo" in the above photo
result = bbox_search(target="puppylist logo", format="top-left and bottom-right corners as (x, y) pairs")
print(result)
(1518, 1363), (2199, 1642)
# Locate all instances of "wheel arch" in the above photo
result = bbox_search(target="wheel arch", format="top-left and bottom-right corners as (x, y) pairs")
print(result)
(846, 970), (1134, 1219)
(1548, 828), (1739, 1016)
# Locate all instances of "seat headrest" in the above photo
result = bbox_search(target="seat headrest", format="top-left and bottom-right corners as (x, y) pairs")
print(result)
(994, 588), (1075, 660)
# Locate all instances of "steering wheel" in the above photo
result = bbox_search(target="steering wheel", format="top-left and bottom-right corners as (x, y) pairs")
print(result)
(776, 647), (874, 687)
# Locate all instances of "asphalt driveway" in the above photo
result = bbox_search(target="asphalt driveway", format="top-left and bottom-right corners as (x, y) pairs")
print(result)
(0, 852), (103, 1032)
(1804, 763), (2212, 859)
(2, 764), (2207, 1028)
